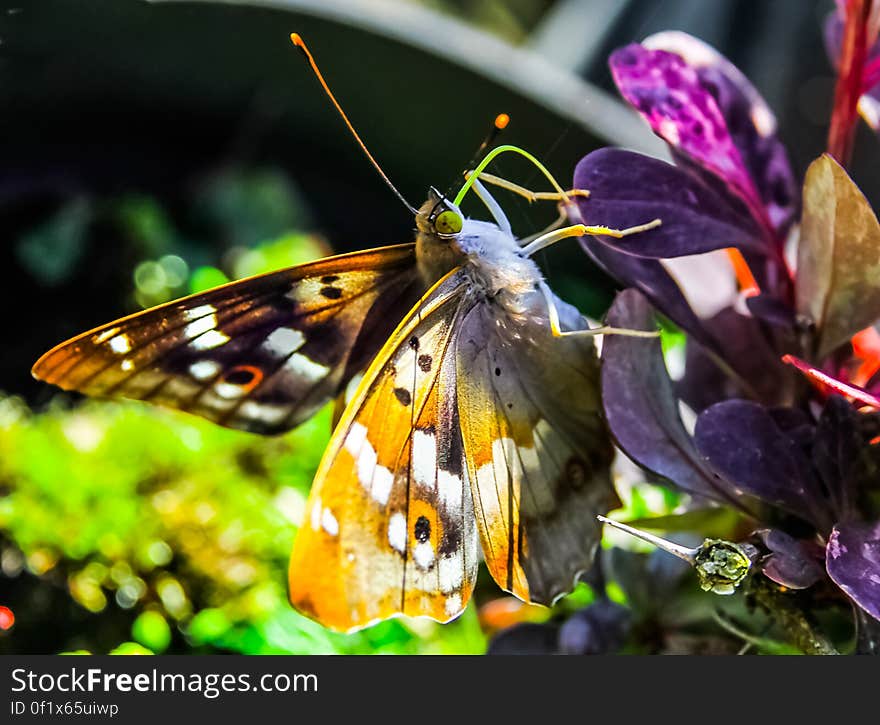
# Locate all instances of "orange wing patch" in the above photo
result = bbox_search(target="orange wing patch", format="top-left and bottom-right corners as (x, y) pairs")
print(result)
(289, 270), (479, 632)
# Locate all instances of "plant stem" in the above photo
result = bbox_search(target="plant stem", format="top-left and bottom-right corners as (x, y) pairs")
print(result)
(827, 0), (872, 168)
(748, 577), (839, 655)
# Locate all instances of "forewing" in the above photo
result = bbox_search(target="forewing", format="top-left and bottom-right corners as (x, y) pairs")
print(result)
(32, 245), (422, 434)
(455, 294), (616, 605)
(288, 271), (480, 632)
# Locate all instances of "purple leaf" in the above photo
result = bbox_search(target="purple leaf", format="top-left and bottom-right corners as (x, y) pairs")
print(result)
(693, 399), (829, 527)
(643, 31), (799, 236)
(676, 306), (795, 411)
(583, 235), (714, 351)
(574, 148), (766, 258)
(827, 520), (880, 622)
(812, 395), (862, 520)
(745, 293), (795, 329)
(755, 529), (825, 590)
(601, 289), (725, 500)
(610, 43), (765, 224)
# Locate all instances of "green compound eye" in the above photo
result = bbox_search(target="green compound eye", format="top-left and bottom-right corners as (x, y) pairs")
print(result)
(434, 209), (463, 235)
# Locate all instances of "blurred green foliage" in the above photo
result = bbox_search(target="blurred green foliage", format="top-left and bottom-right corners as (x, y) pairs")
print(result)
(0, 390), (487, 653)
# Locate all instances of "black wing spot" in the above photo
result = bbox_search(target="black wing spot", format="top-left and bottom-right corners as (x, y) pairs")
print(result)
(494, 367), (501, 376)
(408, 336), (420, 350)
(414, 516), (431, 543)
(320, 275), (340, 284)
(224, 367), (257, 385)
(393, 387), (412, 406)
(418, 354), (432, 372)
(320, 286), (343, 299)
(565, 456), (589, 489)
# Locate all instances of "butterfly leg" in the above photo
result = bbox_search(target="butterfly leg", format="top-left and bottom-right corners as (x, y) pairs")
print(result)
(538, 280), (659, 339)
(466, 171), (585, 246)
(519, 206), (568, 246)
(521, 219), (661, 257)
(469, 171), (590, 205)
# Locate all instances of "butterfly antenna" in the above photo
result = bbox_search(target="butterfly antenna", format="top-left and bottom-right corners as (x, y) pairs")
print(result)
(290, 33), (418, 215)
(445, 113), (510, 199)
(474, 113), (510, 165)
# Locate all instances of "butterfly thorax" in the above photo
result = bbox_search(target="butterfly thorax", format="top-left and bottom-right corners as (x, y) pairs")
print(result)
(452, 219), (542, 300)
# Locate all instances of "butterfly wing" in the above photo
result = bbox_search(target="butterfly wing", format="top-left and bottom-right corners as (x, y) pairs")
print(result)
(455, 292), (616, 605)
(32, 245), (423, 434)
(288, 270), (480, 632)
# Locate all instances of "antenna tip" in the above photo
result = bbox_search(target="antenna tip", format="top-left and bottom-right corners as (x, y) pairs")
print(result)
(494, 113), (510, 130)
(290, 32), (304, 47)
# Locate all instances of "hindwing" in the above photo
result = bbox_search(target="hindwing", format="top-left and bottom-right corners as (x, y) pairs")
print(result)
(288, 270), (480, 632)
(455, 294), (616, 605)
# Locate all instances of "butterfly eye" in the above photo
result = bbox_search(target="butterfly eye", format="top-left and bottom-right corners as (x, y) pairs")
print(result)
(434, 209), (463, 236)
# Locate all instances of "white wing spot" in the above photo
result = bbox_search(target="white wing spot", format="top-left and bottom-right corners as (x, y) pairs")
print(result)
(184, 308), (229, 350)
(388, 513), (407, 554)
(355, 438), (377, 490)
(345, 422), (369, 455)
(120, 358), (134, 371)
(412, 429), (437, 492)
(184, 304), (217, 321)
(439, 553), (464, 593)
(184, 316), (217, 338)
(263, 327), (306, 357)
(238, 401), (289, 426)
(413, 541), (435, 570)
(214, 382), (247, 399)
(93, 327), (120, 344)
(372, 467), (394, 506)
(345, 422), (393, 506)
(445, 593), (462, 617)
(189, 360), (221, 380)
(321, 508), (339, 536)
(437, 470), (462, 510)
(108, 334), (131, 354)
(191, 329), (230, 350)
(284, 353), (329, 382)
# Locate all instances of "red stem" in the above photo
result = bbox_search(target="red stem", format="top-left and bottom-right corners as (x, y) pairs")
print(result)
(827, 0), (873, 168)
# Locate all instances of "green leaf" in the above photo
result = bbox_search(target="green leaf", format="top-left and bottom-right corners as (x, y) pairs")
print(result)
(624, 507), (746, 539)
(796, 154), (880, 358)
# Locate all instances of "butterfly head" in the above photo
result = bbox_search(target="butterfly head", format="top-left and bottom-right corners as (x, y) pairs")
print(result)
(416, 187), (464, 239)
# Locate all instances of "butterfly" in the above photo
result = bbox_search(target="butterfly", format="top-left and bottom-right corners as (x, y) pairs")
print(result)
(32, 34), (658, 632)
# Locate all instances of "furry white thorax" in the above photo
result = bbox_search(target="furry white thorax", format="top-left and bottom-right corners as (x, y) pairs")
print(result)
(452, 219), (549, 321)
(453, 219), (543, 296)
